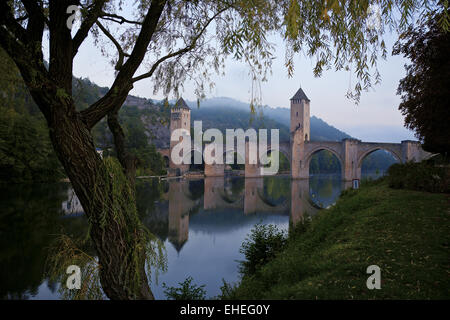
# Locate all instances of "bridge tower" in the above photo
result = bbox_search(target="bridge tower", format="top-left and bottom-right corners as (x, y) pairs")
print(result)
(169, 97), (191, 174)
(290, 87), (310, 141)
(291, 87), (310, 179)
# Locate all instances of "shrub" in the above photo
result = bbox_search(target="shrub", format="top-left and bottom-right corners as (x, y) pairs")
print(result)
(238, 224), (287, 277)
(162, 277), (206, 300)
(387, 161), (450, 193)
(216, 279), (239, 300)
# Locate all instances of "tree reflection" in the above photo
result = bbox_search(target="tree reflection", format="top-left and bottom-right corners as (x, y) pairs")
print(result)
(0, 184), (67, 299)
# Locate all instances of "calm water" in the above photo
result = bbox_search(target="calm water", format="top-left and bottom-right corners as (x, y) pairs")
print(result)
(0, 174), (350, 300)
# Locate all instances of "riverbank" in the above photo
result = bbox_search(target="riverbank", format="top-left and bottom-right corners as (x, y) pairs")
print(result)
(226, 179), (449, 299)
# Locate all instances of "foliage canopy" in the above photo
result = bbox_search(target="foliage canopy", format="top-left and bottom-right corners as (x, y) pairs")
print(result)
(393, 10), (450, 154)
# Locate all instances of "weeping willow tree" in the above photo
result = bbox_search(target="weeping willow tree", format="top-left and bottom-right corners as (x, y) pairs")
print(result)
(0, 0), (447, 300)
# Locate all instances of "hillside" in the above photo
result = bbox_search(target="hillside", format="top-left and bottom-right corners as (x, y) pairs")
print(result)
(184, 97), (352, 142)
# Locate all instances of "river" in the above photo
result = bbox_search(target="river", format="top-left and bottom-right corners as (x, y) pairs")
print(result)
(0, 173), (383, 299)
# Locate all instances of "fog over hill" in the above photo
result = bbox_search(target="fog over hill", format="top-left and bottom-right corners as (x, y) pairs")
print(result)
(182, 97), (352, 142)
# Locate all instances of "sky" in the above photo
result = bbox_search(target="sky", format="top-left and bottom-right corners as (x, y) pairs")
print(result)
(69, 6), (417, 143)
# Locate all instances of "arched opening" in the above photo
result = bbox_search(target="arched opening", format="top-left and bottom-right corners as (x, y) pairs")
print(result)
(360, 149), (400, 180)
(260, 176), (290, 207)
(222, 176), (245, 203)
(187, 179), (204, 200)
(163, 155), (170, 168)
(224, 151), (245, 172)
(309, 149), (342, 177)
(261, 150), (291, 174)
(189, 149), (204, 172)
(305, 134), (309, 141)
(308, 149), (343, 209)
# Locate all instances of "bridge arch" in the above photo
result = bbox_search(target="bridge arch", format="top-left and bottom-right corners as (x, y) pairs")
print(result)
(163, 155), (170, 168)
(222, 148), (245, 170)
(357, 146), (402, 169)
(180, 146), (204, 164)
(257, 177), (290, 209)
(220, 179), (245, 204)
(263, 147), (292, 173)
(188, 148), (205, 171)
(304, 146), (344, 177)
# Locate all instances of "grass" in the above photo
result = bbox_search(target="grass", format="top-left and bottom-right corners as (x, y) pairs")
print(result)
(228, 179), (450, 299)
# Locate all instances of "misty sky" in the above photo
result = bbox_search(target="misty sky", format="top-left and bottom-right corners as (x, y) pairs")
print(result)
(69, 9), (416, 143)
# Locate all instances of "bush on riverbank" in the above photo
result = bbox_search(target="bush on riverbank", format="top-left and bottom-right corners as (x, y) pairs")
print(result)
(387, 161), (450, 193)
(238, 224), (287, 278)
(163, 277), (207, 300)
(222, 180), (449, 299)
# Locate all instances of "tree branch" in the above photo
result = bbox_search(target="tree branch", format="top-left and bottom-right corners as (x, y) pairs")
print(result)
(80, 0), (168, 129)
(95, 20), (130, 71)
(15, 15), (29, 22)
(0, 26), (52, 120)
(107, 111), (137, 185)
(0, 1), (29, 45)
(48, 0), (77, 94)
(131, 7), (228, 83)
(20, 0), (46, 58)
(99, 12), (143, 25)
(72, 0), (107, 57)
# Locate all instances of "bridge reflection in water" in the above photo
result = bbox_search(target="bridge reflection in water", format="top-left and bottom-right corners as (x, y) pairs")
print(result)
(57, 175), (346, 298)
(157, 176), (345, 252)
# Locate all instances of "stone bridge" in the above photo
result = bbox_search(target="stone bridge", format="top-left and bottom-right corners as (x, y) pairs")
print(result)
(291, 138), (430, 180)
(159, 90), (431, 181)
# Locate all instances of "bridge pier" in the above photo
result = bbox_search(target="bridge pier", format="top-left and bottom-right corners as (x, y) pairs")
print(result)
(204, 163), (224, 177)
(343, 138), (361, 181)
(402, 140), (428, 162)
(291, 129), (309, 179)
(168, 164), (190, 177)
(203, 177), (224, 209)
(244, 178), (264, 214)
(244, 140), (261, 178)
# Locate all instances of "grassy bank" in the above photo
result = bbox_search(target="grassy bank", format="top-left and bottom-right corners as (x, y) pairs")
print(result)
(226, 179), (449, 299)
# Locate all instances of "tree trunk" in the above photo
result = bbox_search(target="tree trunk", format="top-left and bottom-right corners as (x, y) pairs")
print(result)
(107, 111), (138, 187)
(48, 100), (153, 300)
(0, 0), (169, 300)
